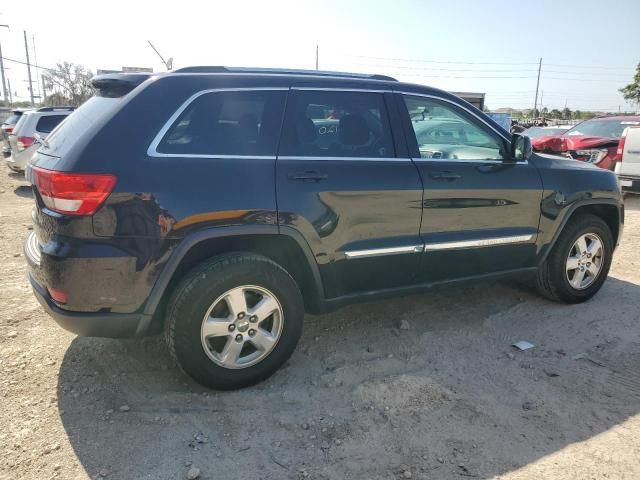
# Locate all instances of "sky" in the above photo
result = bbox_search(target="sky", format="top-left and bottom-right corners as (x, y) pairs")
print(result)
(0, 0), (638, 112)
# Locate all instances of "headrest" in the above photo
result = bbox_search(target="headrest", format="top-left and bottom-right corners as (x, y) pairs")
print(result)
(338, 114), (370, 146)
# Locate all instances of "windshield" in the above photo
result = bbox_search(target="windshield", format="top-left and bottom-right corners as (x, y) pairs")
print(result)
(565, 119), (638, 139)
(40, 96), (122, 157)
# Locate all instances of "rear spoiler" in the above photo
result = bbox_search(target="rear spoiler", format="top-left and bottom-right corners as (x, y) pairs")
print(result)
(91, 73), (152, 98)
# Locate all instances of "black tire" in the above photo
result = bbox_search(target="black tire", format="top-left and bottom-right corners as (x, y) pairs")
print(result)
(164, 252), (304, 390)
(536, 214), (613, 303)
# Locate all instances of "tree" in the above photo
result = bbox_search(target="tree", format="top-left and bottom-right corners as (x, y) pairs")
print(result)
(43, 62), (94, 106)
(573, 110), (582, 120)
(619, 63), (640, 106)
(541, 107), (549, 115)
(562, 107), (572, 119)
(549, 109), (562, 119)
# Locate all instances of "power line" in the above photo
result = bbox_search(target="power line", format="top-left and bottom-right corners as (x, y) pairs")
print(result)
(335, 53), (540, 65)
(0, 55), (55, 72)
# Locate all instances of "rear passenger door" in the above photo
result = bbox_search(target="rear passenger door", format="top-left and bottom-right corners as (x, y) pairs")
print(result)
(397, 93), (543, 282)
(276, 88), (424, 299)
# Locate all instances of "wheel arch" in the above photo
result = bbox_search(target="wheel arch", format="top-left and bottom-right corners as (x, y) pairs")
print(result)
(539, 198), (622, 265)
(139, 225), (325, 335)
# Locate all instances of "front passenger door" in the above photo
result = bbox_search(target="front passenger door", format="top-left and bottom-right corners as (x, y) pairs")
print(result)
(397, 94), (543, 283)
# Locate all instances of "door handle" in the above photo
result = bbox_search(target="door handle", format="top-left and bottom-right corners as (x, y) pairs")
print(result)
(429, 171), (462, 181)
(288, 171), (328, 182)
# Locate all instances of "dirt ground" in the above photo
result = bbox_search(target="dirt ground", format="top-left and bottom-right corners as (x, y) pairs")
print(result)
(1, 168), (640, 480)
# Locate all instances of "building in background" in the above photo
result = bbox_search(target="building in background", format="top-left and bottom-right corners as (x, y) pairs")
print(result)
(452, 91), (485, 111)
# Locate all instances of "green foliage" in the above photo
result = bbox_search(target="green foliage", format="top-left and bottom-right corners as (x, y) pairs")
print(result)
(619, 63), (640, 105)
(43, 62), (94, 106)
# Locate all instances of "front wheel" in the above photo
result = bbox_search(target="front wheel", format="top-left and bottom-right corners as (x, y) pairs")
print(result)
(165, 253), (304, 390)
(536, 214), (613, 303)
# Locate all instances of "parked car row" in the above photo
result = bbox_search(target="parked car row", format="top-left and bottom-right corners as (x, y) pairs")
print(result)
(530, 116), (640, 171)
(2, 106), (75, 175)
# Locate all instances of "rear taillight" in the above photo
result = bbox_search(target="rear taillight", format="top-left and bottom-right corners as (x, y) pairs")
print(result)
(32, 167), (117, 216)
(615, 130), (627, 162)
(4, 126), (13, 134)
(17, 136), (35, 152)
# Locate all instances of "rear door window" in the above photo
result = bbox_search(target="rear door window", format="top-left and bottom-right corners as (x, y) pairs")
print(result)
(155, 90), (287, 156)
(35, 115), (68, 134)
(280, 90), (395, 158)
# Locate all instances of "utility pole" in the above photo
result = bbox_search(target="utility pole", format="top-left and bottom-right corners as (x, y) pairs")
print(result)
(7, 78), (12, 104)
(32, 33), (42, 101)
(315, 45), (319, 71)
(533, 57), (542, 118)
(23, 30), (34, 106)
(0, 24), (8, 105)
(41, 74), (47, 103)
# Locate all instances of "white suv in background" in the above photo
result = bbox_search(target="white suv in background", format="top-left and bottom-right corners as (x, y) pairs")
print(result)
(6, 106), (75, 174)
(615, 126), (640, 194)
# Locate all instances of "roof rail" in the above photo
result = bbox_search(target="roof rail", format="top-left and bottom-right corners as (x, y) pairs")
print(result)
(172, 66), (397, 81)
(37, 106), (76, 112)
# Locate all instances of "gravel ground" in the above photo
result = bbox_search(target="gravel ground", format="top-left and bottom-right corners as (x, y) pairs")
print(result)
(1, 169), (640, 480)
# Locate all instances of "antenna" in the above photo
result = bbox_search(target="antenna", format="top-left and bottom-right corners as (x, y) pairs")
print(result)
(147, 40), (172, 70)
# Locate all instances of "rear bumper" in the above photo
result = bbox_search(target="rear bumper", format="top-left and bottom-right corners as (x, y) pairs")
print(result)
(24, 230), (153, 338)
(618, 175), (640, 193)
(29, 275), (145, 337)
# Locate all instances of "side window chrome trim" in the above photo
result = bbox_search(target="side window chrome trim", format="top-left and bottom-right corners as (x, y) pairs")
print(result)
(411, 157), (528, 165)
(147, 87), (289, 158)
(291, 87), (392, 93)
(396, 91), (511, 143)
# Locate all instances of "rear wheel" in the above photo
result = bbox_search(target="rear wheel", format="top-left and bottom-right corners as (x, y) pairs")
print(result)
(536, 214), (613, 303)
(165, 253), (304, 390)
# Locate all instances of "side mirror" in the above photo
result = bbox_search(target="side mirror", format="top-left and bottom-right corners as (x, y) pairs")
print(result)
(511, 133), (532, 161)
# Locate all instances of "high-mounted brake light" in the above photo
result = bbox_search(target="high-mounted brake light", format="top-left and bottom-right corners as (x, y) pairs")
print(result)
(32, 167), (117, 216)
(17, 136), (35, 152)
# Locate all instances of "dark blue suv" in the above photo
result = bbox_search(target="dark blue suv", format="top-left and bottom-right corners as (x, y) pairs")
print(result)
(25, 67), (624, 389)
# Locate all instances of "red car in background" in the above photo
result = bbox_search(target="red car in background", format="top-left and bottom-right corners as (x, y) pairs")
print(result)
(531, 116), (640, 170)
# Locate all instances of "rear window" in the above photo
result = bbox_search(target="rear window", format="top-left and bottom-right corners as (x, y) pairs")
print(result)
(155, 90), (287, 156)
(35, 114), (68, 134)
(40, 96), (121, 157)
(3, 113), (23, 126)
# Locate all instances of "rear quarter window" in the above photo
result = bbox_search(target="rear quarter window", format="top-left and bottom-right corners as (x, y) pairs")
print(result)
(40, 97), (122, 157)
(154, 90), (287, 157)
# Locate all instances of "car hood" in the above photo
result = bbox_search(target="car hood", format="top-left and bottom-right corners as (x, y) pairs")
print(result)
(532, 134), (619, 153)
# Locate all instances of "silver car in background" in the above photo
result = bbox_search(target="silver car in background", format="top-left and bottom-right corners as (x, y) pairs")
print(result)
(6, 107), (75, 174)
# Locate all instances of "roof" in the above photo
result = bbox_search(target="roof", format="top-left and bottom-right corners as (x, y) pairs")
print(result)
(171, 66), (397, 81)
